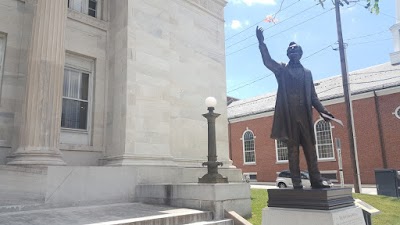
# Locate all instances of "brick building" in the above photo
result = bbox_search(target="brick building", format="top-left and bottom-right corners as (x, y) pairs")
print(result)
(227, 2), (400, 185)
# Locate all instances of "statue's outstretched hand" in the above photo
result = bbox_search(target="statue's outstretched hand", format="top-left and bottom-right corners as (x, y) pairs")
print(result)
(256, 26), (264, 43)
(321, 111), (334, 122)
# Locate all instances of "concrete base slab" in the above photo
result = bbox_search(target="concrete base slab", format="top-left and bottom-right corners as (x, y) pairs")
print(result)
(0, 203), (213, 225)
(262, 206), (366, 225)
(184, 219), (233, 225)
(0, 165), (245, 212)
(136, 183), (251, 220)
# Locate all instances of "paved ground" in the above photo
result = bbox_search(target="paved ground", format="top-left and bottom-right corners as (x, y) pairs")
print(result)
(0, 203), (207, 225)
(250, 183), (378, 195)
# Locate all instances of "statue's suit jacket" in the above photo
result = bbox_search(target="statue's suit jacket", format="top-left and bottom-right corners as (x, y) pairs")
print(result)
(271, 64), (327, 145)
(258, 42), (328, 145)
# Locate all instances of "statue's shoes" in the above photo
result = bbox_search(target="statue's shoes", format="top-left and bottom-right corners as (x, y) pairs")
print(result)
(311, 182), (331, 189)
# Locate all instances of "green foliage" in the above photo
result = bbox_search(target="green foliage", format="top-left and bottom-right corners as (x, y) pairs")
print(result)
(353, 193), (400, 225)
(365, 0), (380, 14)
(248, 189), (400, 225)
(315, 0), (380, 14)
(248, 189), (268, 225)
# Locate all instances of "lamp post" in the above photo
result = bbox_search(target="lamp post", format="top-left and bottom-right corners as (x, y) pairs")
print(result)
(199, 97), (228, 183)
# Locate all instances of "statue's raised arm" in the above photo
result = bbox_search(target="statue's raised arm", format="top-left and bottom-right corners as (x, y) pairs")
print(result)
(256, 26), (282, 73)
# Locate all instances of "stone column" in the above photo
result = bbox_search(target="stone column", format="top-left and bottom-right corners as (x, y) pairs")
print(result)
(8, 0), (67, 165)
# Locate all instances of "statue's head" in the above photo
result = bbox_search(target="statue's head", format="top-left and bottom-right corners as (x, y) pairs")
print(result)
(287, 42), (303, 62)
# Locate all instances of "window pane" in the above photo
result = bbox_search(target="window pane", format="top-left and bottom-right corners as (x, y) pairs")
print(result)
(316, 120), (334, 159)
(89, 0), (96, 9)
(61, 99), (88, 129)
(63, 69), (69, 97)
(244, 131), (253, 140)
(88, 9), (96, 17)
(89, 0), (97, 17)
(249, 174), (257, 180)
(278, 147), (288, 161)
(276, 140), (288, 161)
(70, 0), (82, 11)
(68, 70), (80, 99)
(80, 73), (89, 100)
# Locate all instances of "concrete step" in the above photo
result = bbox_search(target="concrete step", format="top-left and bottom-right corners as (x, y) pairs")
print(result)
(183, 219), (234, 225)
(0, 203), (213, 225)
(0, 203), (46, 213)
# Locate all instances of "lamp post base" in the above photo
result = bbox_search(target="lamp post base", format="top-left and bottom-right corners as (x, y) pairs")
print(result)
(199, 173), (228, 183)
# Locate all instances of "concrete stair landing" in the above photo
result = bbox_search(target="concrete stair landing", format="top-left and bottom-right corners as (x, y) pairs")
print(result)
(0, 202), (233, 225)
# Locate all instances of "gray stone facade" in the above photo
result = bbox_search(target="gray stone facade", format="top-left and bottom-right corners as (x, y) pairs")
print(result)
(0, 0), (232, 168)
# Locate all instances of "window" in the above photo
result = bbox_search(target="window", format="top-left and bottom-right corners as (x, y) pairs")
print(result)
(0, 34), (5, 89)
(242, 130), (256, 164)
(320, 171), (338, 182)
(68, 0), (98, 18)
(60, 54), (94, 146)
(61, 68), (89, 130)
(275, 140), (288, 162)
(315, 120), (335, 160)
(243, 172), (257, 182)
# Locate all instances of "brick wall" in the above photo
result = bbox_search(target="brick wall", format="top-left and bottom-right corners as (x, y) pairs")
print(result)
(229, 91), (400, 184)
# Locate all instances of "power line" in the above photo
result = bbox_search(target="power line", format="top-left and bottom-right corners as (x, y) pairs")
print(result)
(227, 27), (396, 94)
(356, 3), (399, 22)
(227, 43), (334, 93)
(227, 35), (395, 93)
(226, 3), (320, 49)
(349, 37), (393, 46)
(228, 69), (400, 108)
(225, 0), (301, 41)
(345, 29), (389, 41)
(226, 7), (335, 57)
(228, 73), (274, 93)
(301, 45), (333, 61)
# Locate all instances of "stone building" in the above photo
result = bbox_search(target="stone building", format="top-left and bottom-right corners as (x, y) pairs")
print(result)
(0, 0), (250, 218)
(0, 0), (232, 167)
(227, 0), (400, 185)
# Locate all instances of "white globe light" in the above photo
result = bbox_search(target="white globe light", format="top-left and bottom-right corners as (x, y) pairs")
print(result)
(205, 97), (217, 108)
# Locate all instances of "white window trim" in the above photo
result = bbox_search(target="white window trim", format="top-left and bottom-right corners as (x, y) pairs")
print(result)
(275, 139), (288, 164)
(314, 118), (336, 161)
(320, 170), (338, 182)
(62, 58), (94, 136)
(0, 33), (6, 102)
(243, 172), (257, 182)
(393, 106), (400, 119)
(68, 0), (102, 19)
(241, 128), (256, 165)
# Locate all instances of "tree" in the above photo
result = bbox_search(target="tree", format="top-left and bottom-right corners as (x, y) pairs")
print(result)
(316, 0), (380, 14)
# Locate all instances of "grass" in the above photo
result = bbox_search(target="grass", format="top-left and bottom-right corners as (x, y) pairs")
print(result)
(248, 189), (400, 225)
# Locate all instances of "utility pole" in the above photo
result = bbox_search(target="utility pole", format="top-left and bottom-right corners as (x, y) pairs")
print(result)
(334, 0), (362, 193)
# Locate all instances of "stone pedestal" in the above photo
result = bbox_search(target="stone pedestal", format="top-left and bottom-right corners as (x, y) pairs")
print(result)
(263, 206), (365, 225)
(262, 188), (365, 225)
(135, 183), (251, 220)
(8, 0), (67, 165)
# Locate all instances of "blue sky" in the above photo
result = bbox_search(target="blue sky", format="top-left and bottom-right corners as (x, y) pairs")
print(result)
(224, 0), (397, 99)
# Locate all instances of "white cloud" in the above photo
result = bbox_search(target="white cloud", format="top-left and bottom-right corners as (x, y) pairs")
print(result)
(244, 20), (250, 26)
(231, 20), (242, 30)
(229, 0), (276, 6)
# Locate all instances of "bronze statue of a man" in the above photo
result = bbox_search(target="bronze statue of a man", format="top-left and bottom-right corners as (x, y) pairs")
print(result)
(256, 26), (334, 189)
